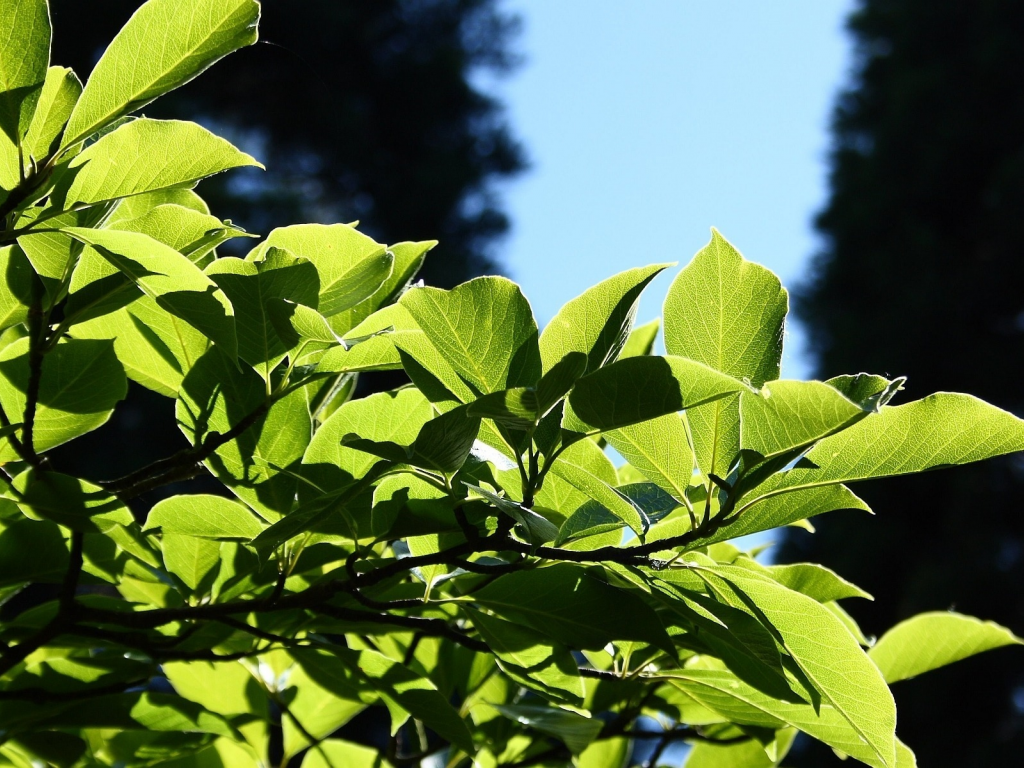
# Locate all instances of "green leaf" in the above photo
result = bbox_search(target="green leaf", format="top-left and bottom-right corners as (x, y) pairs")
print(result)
(330, 239), (435, 334)
(736, 394), (1024, 512)
(371, 473), (455, 539)
(578, 738), (630, 768)
(247, 223), (392, 325)
(664, 230), (787, 386)
(63, 227), (237, 359)
(472, 564), (673, 652)
(539, 264), (670, 376)
(868, 612), (1023, 684)
(10, 469), (133, 532)
(177, 347), (311, 518)
(18, 206), (114, 290)
(25, 692), (239, 738)
(162, 533), (220, 591)
(547, 443), (649, 536)
(0, 337), (127, 459)
(605, 412), (692, 502)
(71, 293), (210, 397)
(317, 248), (394, 317)
(664, 230), (788, 480)
(296, 647), (475, 754)
(0, 515), (69, 587)
(61, 0), (260, 148)
(0, 0), (50, 147)
(205, 249), (319, 379)
(667, 482), (869, 550)
(758, 562), (872, 603)
(301, 741), (388, 768)
(61, 118), (261, 207)
(164, 660), (268, 756)
(698, 563), (896, 767)
(0, 244), (33, 332)
(566, 355), (747, 437)
(145, 494), (264, 539)
(392, 329), (481, 404)
(465, 482), (559, 544)
(110, 203), (253, 264)
(316, 332), (402, 375)
(23, 66), (81, 163)
(465, 606), (584, 704)
(271, 300), (338, 344)
(468, 351), (588, 428)
(665, 669), (907, 768)
(739, 380), (867, 460)
(111, 185), (210, 220)
(619, 317), (660, 360)
(409, 405), (481, 474)
(271, 653), (368, 758)
(556, 482), (678, 547)
(826, 373), (904, 410)
(653, 579), (797, 702)
(489, 703), (603, 754)
(685, 731), (794, 767)
(401, 276), (542, 394)
(302, 388), (433, 495)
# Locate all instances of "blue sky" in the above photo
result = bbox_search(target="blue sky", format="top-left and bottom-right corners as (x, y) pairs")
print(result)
(488, 0), (856, 379)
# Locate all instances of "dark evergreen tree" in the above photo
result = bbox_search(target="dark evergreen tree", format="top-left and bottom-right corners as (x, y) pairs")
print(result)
(782, 1), (1024, 764)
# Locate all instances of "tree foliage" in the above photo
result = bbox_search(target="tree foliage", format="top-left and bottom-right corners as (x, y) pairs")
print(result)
(0, 3), (1021, 767)
(783, 1), (1024, 763)
(46, 0), (525, 287)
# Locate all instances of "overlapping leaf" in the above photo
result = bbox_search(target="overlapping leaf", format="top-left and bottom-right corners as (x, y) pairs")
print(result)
(61, 0), (260, 147)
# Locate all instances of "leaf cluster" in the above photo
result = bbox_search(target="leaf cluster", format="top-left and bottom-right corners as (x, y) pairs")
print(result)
(0, 3), (1021, 768)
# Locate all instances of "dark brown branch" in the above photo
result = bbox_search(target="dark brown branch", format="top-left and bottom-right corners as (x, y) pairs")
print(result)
(0, 678), (149, 703)
(0, 621), (65, 676)
(0, 529), (84, 676)
(100, 400), (270, 499)
(314, 604), (488, 653)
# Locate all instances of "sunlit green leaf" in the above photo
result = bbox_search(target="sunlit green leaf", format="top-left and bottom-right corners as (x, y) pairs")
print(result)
(10, 468), (132, 532)
(23, 66), (81, 163)
(62, 0), (260, 147)
(0, 0), (50, 148)
(539, 264), (670, 375)
(401, 276), (542, 394)
(0, 244), (33, 332)
(205, 248), (319, 380)
(697, 563), (897, 767)
(565, 355), (748, 436)
(0, 337), (126, 459)
(63, 227), (237, 359)
(177, 347), (311, 518)
(664, 229), (788, 481)
(162, 533), (220, 591)
(869, 612), (1023, 684)
(145, 494), (264, 539)
(735, 394), (1024, 514)
(740, 379), (867, 460)
(490, 703), (603, 754)
(60, 118), (261, 207)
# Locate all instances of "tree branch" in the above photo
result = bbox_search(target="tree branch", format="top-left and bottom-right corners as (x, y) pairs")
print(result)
(100, 400), (270, 499)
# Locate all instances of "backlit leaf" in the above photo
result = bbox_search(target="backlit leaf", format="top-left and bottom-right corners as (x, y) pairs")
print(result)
(664, 230), (788, 480)
(869, 612), (1023, 684)
(62, 0), (260, 147)
(61, 118), (261, 207)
